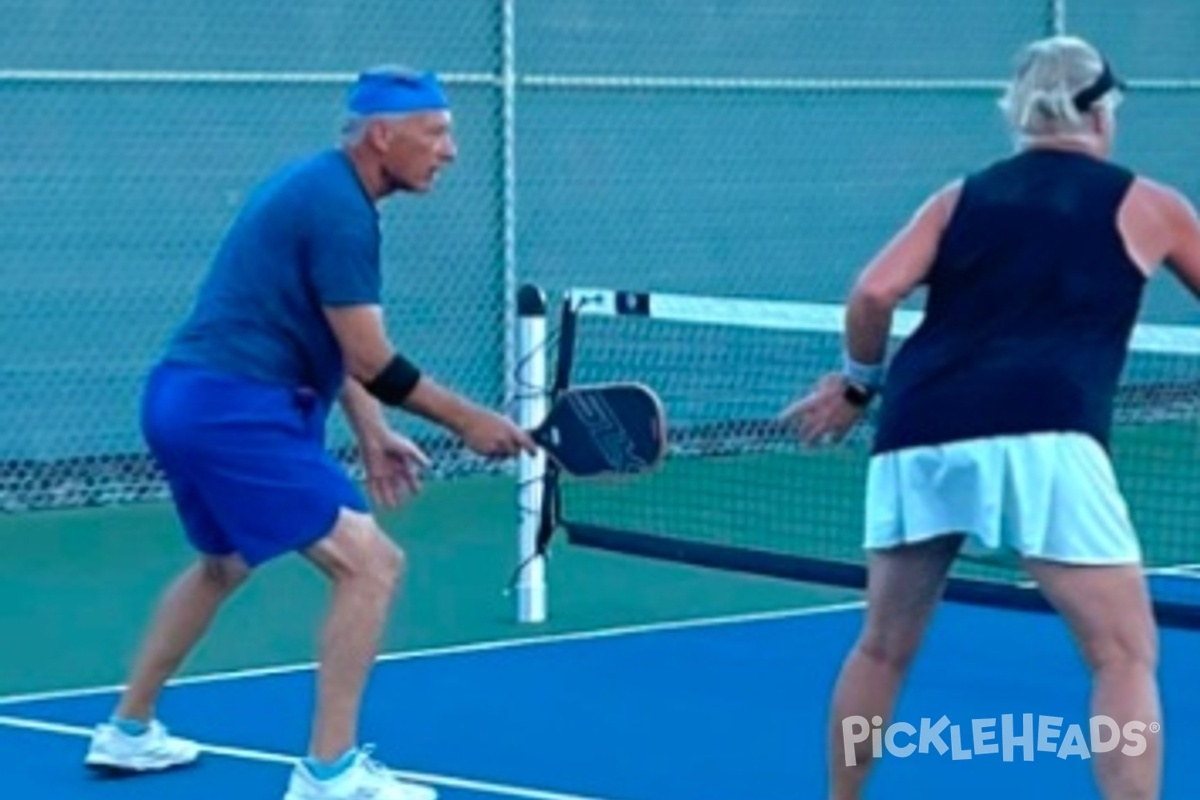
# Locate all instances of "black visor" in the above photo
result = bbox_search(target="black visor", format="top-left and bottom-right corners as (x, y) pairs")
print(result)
(1073, 60), (1127, 112)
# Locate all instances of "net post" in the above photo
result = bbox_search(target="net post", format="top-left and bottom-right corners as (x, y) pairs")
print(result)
(1048, 0), (1067, 34)
(514, 283), (548, 624)
(500, 0), (520, 434)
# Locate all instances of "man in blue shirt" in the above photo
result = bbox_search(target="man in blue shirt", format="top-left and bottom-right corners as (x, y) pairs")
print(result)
(83, 66), (533, 800)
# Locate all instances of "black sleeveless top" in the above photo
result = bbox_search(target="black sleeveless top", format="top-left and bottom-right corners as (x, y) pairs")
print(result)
(872, 149), (1145, 456)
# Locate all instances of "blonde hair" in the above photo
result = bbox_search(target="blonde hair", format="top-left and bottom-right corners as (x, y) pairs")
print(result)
(999, 36), (1120, 139)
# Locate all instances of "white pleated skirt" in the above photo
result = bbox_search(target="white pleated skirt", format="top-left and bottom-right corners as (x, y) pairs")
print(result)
(865, 432), (1141, 565)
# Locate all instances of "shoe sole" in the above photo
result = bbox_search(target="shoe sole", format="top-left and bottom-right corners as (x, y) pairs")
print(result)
(282, 775), (439, 800)
(282, 789), (439, 800)
(85, 754), (201, 776)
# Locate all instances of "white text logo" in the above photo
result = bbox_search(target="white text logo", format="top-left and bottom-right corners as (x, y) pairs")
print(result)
(842, 715), (1159, 766)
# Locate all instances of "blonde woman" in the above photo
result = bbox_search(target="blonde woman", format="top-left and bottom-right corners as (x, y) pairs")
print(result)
(783, 36), (1200, 800)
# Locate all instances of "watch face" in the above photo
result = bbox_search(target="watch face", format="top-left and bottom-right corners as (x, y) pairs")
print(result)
(843, 383), (872, 407)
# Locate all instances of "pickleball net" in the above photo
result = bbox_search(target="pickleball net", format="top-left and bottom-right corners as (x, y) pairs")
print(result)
(520, 285), (1200, 628)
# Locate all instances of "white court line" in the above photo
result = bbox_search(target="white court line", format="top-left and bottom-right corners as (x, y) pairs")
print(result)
(1014, 563), (1200, 590)
(0, 715), (633, 800)
(0, 601), (865, 707)
(1146, 565), (1200, 578)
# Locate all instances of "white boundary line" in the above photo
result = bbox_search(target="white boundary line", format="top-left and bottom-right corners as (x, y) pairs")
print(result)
(0, 715), (633, 800)
(1013, 563), (1200, 589)
(0, 601), (865, 707)
(1146, 563), (1200, 577)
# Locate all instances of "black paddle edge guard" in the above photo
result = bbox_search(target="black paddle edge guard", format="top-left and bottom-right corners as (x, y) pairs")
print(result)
(563, 521), (1200, 630)
(530, 292), (583, 556)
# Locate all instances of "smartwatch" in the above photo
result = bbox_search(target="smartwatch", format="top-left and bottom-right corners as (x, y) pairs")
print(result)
(842, 380), (876, 409)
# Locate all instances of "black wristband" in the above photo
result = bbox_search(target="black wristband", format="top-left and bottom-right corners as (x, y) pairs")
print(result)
(363, 354), (422, 407)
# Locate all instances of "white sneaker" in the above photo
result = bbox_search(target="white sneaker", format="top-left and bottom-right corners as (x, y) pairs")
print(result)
(283, 747), (438, 800)
(84, 719), (201, 774)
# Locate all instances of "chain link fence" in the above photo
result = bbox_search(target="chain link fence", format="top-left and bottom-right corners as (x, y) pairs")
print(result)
(3, 0), (1198, 511)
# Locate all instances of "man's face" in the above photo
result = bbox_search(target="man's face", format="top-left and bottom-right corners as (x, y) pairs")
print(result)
(378, 111), (457, 193)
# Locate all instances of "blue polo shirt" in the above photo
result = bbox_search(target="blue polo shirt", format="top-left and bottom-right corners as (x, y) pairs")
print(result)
(163, 148), (381, 408)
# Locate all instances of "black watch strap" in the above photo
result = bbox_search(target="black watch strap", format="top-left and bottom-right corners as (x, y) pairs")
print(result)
(842, 381), (875, 408)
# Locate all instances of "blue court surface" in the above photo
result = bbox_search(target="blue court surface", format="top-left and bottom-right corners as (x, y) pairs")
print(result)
(2, 595), (1197, 799)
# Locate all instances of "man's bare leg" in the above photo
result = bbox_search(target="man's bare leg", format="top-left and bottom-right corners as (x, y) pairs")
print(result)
(114, 555), (250, 723)
(301, 509), (405, 764)
(85, 554), (248, 774)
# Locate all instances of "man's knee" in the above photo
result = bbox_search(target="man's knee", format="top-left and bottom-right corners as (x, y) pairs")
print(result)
(372, 534), (406, 591)
(306, 509), (406, 592)
(199, 554), (251, 593)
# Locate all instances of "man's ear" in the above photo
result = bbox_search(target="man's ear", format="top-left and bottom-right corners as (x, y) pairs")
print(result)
(364, 119), (392, 152)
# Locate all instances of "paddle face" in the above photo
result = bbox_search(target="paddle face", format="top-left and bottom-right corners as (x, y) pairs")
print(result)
(531, 383), (667, 478)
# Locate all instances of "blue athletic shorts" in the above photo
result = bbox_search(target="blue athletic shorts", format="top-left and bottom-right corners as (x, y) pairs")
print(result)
(140, 362), (369, 567)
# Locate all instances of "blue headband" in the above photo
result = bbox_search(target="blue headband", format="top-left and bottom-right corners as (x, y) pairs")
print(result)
(346, 66), (449, 116)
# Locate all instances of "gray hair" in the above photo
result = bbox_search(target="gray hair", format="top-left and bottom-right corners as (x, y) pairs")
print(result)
(339, 114), (379, 147)
(337, 112), (415, 147)
(998, 36), (1120, 139)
